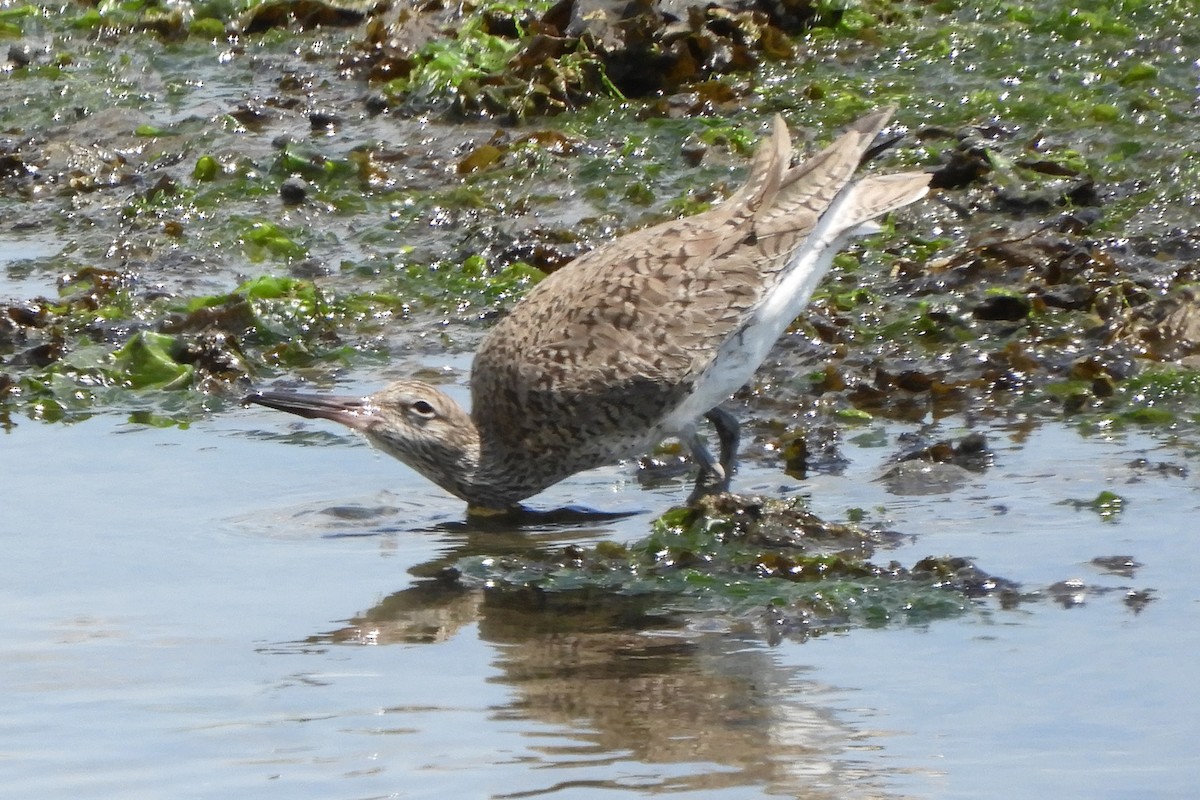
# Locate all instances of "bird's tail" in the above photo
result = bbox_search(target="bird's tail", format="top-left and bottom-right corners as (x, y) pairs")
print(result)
(836, 172), (932, 236)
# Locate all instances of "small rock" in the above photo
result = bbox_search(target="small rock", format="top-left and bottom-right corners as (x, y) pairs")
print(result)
(1048, 578), (1087, 608)
(309, 110), (341, 130)
(1038, 284), (1093, 310)
(680, 135), (707, 167)
(973, 293), (1031, 321)
(1123, 589), (1155, 613)
(363, 93), (390, 115)
(8, 43), (34, 68)
(880, 461), (974, 495)
(280, 177), (308, 205)
(1090, 555), (1141, 578)
(289, 259), (331, 278)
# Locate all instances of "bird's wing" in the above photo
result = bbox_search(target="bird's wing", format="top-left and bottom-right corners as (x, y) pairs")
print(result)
(470, 110), (926, 453)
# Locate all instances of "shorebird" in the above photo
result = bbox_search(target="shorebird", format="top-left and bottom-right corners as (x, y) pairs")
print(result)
(246, 109), (929, 512)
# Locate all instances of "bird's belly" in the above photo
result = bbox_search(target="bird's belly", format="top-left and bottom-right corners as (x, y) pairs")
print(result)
(658, 326), (773, 435)
(658, 232), (852, 435)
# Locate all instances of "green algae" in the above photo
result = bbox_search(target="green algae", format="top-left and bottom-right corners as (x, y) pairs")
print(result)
(1060, 490), (1127, 522)
(2, 0), (1200, 452)
(757, 0), (1199, 233)
(192, 154), (220, 182)
(0, 255), (545, 423)
(110, 331), (195, 389)
(1075, 368), (1200, 429)
(381, 9), (527, 99)
(1122, 368), (1200, 404)
(239, 221), (308, 262)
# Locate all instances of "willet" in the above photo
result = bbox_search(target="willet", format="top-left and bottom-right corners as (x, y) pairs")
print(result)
(246, 109), (929, 512)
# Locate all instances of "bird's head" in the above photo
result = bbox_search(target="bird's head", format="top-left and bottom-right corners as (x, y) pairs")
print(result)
(245, 380), (481, 501)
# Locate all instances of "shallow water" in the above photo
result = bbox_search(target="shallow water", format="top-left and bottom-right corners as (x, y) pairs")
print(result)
(4, 405), (1198, 798)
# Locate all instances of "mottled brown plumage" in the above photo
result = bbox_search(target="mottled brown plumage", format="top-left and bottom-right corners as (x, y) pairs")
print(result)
(247, 109), (930, 510)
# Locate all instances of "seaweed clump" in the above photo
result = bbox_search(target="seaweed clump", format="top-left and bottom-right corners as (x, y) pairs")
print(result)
(343, 0), (840, 119)
(449, 494), (1021, 640)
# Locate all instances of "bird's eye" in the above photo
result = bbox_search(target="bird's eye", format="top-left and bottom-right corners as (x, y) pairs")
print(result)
(410, 400), (436, 418)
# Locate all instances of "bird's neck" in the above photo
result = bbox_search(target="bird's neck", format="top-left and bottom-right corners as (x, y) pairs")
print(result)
(366, 414), (511, 509)
(417, 422), (524, 511)
(455, 422), (562, 511)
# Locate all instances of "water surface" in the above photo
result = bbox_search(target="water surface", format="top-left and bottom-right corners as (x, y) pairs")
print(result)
(4, 410), (1197, 798)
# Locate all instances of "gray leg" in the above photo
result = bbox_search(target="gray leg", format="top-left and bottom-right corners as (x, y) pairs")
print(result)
(686, 407), (741, 504)
(706, 406), (740, 481)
